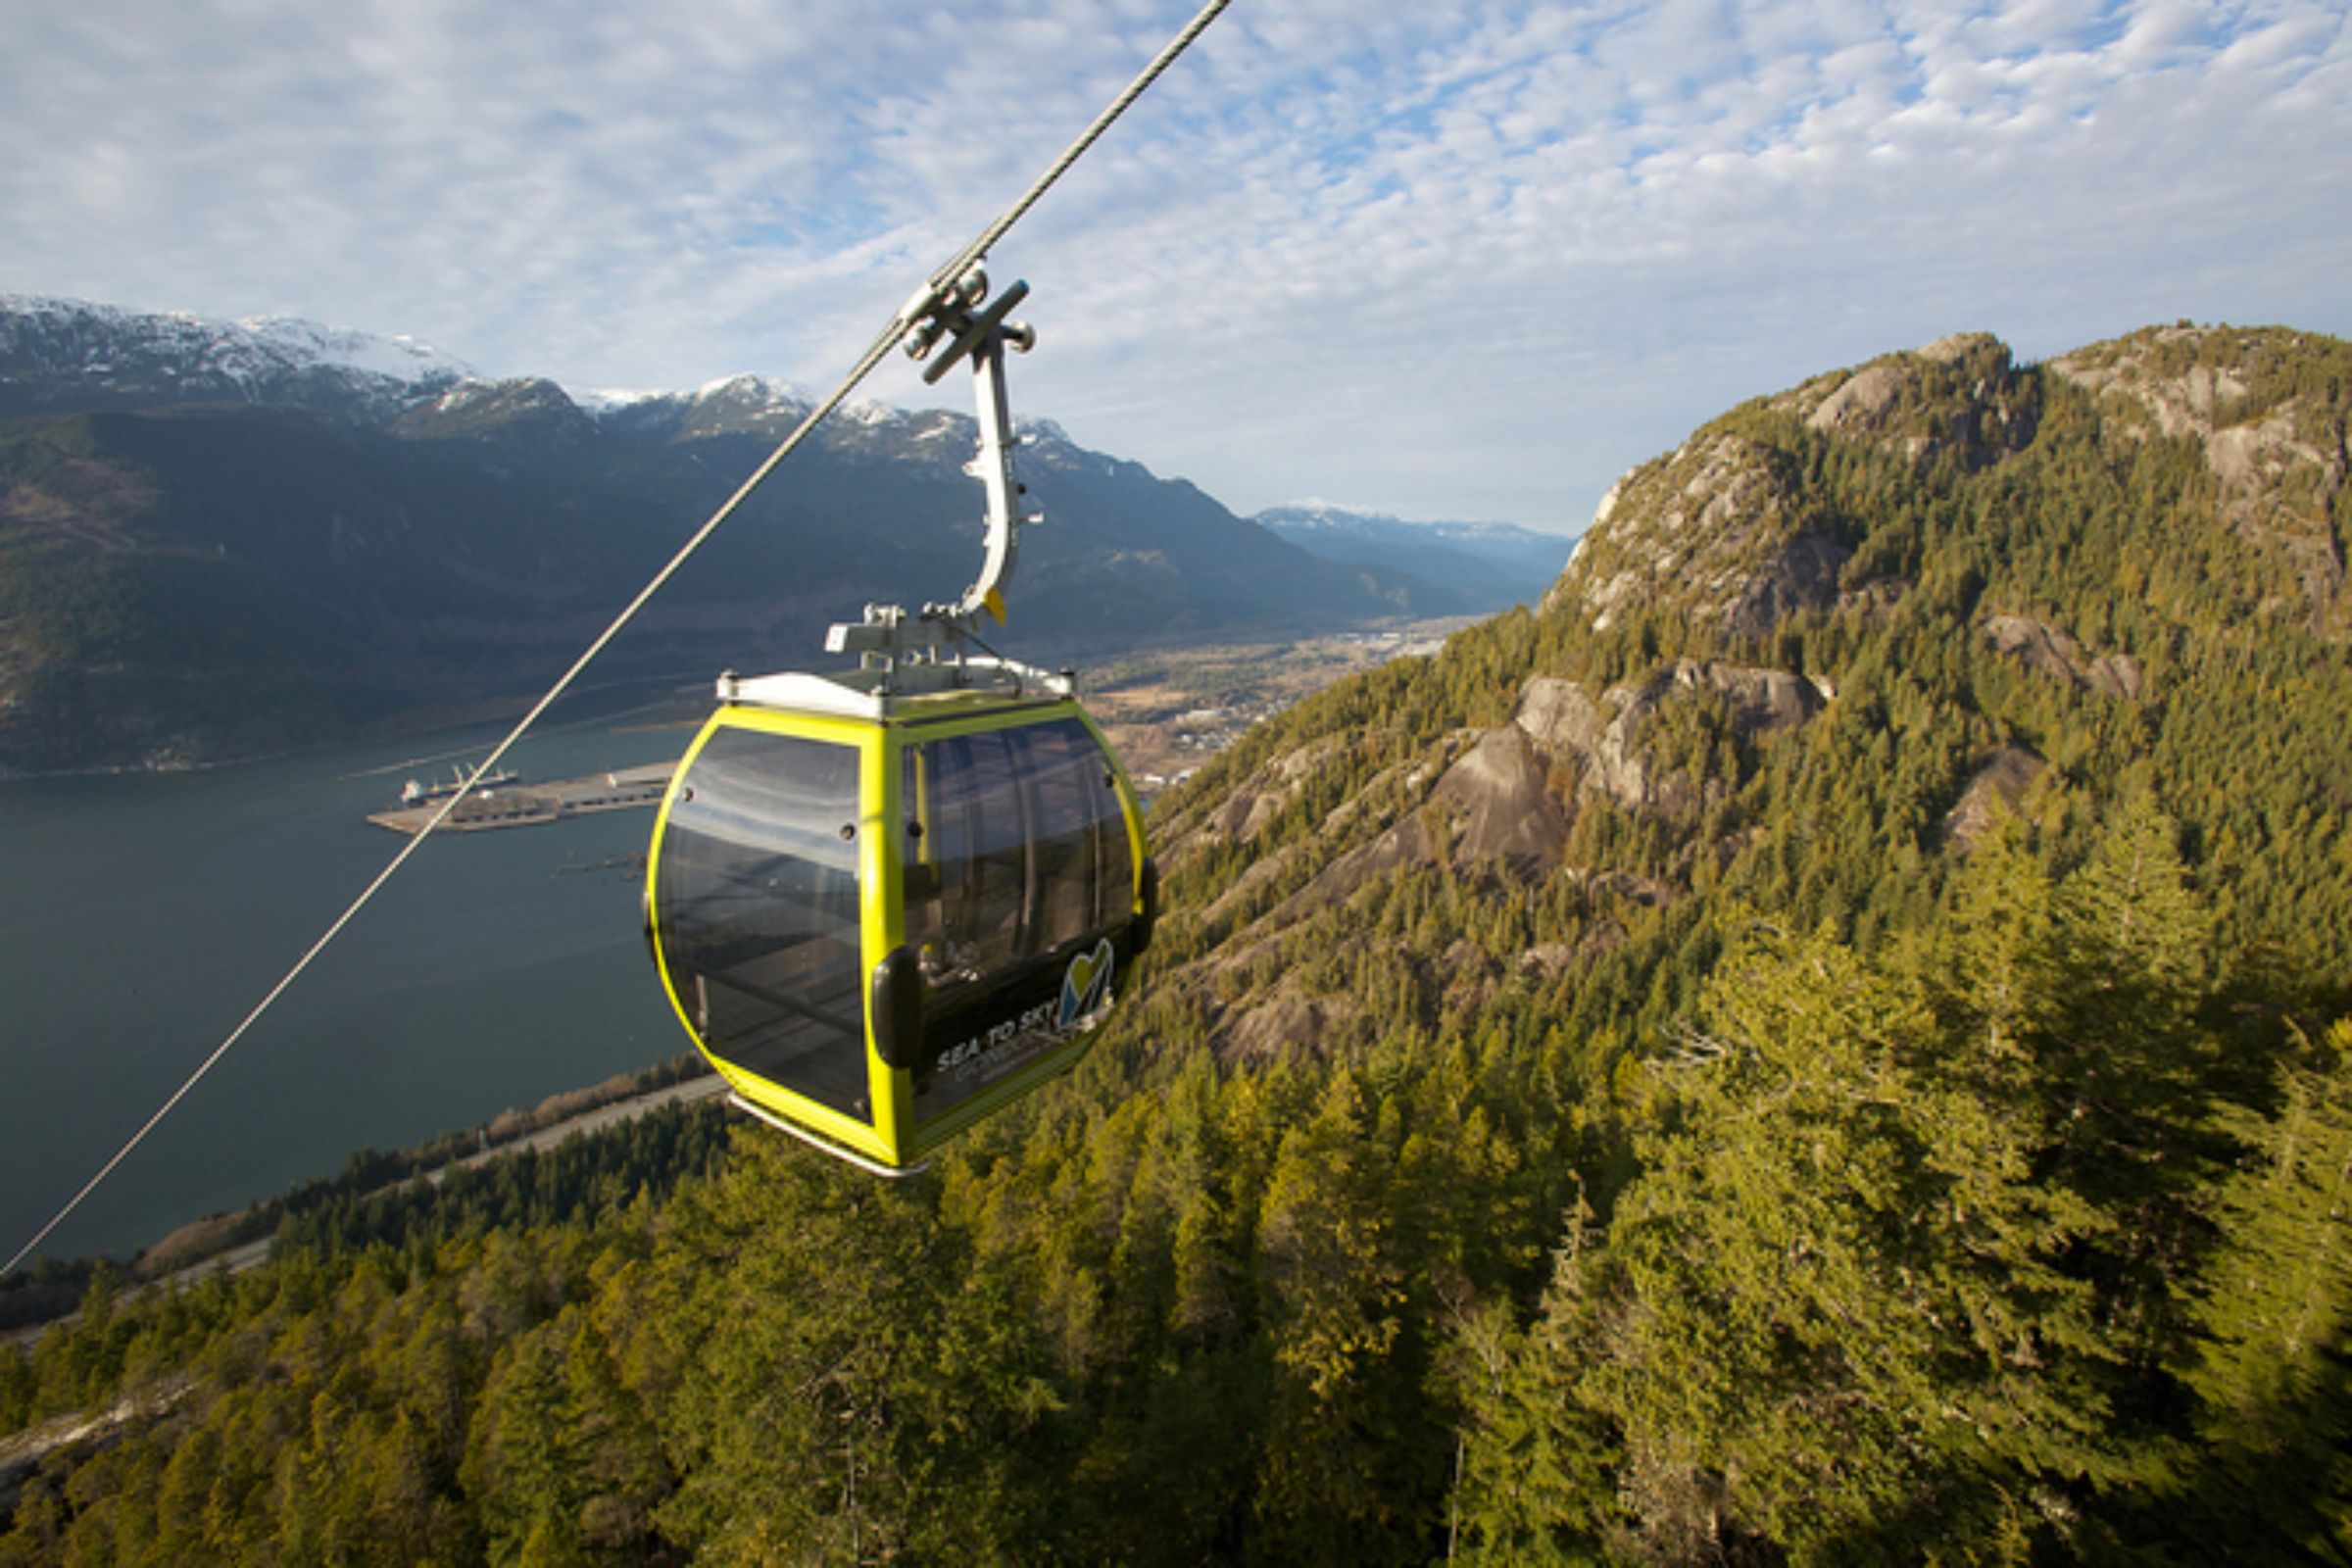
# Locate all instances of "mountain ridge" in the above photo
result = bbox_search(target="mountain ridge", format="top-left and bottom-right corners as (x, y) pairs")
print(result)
(1252, 502), (1569, 611)
(1550, 323), (2347, 638)
(0, 293), (474, 422)
(1151, 320), (2351, 1064)
(0, 296), (1470, 773)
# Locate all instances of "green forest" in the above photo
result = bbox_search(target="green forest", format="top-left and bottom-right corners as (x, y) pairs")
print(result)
(3, 323), (2349, 1564)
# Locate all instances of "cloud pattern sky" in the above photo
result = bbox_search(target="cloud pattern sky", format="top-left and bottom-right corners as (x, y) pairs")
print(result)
(3, 0), (2346, 528)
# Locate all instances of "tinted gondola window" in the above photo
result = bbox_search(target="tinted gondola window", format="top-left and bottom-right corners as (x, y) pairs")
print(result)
(904, 717), (1132, 1115)
(655, 730), (870, 1121)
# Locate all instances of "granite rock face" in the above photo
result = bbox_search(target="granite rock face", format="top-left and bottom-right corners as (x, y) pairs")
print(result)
(2051, 325), (2347, 626)
(1983, 614), (2144, 700)
(1544, 323), (2345, 645)
(1544, 432), (1849, 636)
(1942, 745), (2047, 850)
(1513, 662), (1824, 815)
(1545, 331), (2039, 638)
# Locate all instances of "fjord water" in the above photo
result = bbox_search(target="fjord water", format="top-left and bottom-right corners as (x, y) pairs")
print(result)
(0, 712), (693, 1263)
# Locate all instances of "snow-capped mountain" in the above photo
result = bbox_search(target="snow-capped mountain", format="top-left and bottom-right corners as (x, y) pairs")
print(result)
(0, 293), (1468, 773)
(0, 296), (1099, 464)
(1253, 502), (1573, 609)
(0, 294), (474, 420)
(1260, 500), (1567, 548)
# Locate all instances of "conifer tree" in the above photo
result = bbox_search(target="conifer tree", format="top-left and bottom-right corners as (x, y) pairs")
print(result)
(1580, 926), (2117, 1561)
(1447, 1187), (1619, 1565)
(2043, 795), (2233, 1369)
(1251, 1073), (1424, 1564)
(2165, 1021), (2352, 1562)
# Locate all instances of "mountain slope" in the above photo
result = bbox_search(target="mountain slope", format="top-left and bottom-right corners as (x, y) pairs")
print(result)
(1103, 320), (2352, 1557)
(1158, 325), (2350, 1028)
(0, 298), (1452, 772)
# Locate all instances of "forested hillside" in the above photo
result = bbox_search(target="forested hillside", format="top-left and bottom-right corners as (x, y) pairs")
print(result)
(5, 322), (2350, 1565)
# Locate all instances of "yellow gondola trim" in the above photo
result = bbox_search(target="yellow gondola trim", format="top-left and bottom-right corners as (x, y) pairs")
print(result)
(862, 710), (907, 1160)
(650, 691), (1149, 1170)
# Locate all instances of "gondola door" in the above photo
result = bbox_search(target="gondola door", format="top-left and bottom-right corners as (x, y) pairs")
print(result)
(891, 707), (1142, 1159)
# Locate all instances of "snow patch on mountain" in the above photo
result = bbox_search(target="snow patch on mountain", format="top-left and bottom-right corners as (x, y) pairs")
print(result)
(0, 294), (473, 418)
(225, 313), (470, 385)
(568, 386), (673, 416)
(1268, 497), (1393, 527)
(691, 372), (813, 408)
(0, 294), (471, 383)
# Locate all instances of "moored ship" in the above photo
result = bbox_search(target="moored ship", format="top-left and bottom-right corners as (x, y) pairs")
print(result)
(398, 763), (521, 807)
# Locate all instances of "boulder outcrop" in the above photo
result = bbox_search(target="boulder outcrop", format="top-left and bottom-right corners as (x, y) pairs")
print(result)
(1514, 662), (1825, 813)
(1983, 614), (2144, 700)
(2051, 326), (2347, 625)
(1218, 980), (1358, 1063)
(1433, 725), (1567, 870)
(1942, 745), (2046, 850)
(1237, 658), (1829, 938)
(1785, 331), (2039, 469)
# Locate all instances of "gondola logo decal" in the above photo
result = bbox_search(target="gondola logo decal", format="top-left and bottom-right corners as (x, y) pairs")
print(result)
(1059, 938), (1115, 1027)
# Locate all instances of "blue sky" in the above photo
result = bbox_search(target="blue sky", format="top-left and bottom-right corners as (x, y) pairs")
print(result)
(3, 0), (2347, 532)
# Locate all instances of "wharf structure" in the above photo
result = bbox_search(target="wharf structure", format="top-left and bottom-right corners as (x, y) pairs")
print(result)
(368, 762), (674, 835)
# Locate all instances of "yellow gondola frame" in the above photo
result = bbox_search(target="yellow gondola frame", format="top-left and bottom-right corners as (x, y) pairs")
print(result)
(647, 687), (1151, 1172)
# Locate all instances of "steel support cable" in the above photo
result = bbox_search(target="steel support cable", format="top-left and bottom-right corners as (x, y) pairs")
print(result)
(2, 0), (1233, 1278)
(926, 0), (1233, 298)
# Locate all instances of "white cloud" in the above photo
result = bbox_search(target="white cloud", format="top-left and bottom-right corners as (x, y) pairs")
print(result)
(2, 0), (2347, 528)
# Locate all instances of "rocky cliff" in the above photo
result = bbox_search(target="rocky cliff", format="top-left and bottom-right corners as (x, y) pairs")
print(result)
(1548, 324), (2345, 640)
(1141, 321), (2352, 1063)
(2049, 326), (2348, 623)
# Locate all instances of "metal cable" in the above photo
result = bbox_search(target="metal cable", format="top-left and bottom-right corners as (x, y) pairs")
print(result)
(3, 0), (1232, 1278)
(930, 0), (1234, 294)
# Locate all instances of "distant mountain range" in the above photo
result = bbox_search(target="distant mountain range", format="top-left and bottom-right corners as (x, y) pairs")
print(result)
(1251, 503), (1571, 609)
(0, 294), (474, 420)
(0, 295), (1513, 772)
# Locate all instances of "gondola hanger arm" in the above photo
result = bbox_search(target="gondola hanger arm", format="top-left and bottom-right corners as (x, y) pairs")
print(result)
(905, 270), (1038, 628)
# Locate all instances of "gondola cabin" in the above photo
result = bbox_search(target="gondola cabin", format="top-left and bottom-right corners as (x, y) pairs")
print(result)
(646, 665), (1154, 1173)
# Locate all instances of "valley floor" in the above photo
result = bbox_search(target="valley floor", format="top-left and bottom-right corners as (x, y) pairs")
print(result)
(1084, 616), (1472, 791)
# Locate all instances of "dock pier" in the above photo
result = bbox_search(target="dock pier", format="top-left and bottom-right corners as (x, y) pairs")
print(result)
(367, 762), (675, 835)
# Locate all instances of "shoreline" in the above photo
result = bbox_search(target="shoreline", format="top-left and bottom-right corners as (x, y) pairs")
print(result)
(3, 1057), (723, 1340)
(0, 673), (710, 785)
(0, 612), (1453, 783)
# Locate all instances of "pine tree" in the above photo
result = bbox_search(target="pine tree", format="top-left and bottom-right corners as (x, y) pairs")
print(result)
(2166, 1022), (2352, 1563)
(1250, 1073), (1425, 1565)
(1581, 926), (2117, 1561)
(1446, 1187), (1618, 1565)
(2043, 795), (2233, 1369)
